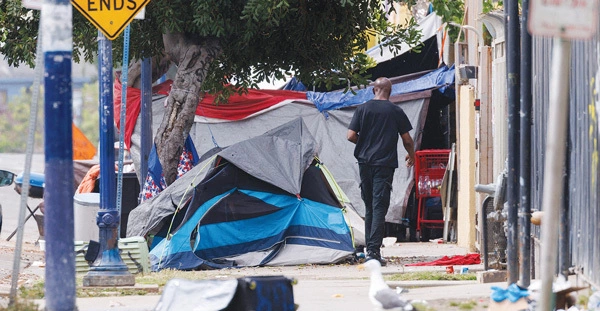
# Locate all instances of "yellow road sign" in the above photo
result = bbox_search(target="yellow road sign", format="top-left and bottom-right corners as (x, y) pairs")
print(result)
(71, 0), (150, 40)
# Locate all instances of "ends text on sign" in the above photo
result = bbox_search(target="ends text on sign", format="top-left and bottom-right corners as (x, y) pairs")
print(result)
(87, 0), (137, 11)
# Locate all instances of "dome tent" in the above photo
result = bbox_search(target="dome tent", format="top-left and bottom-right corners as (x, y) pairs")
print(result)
(144, 118), (356, 270)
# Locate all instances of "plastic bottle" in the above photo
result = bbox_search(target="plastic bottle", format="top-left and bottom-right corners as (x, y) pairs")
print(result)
(589, 290), (600, 311)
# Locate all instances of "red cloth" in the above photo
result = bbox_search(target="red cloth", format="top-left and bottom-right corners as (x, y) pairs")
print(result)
(154, 80), (307, 120)
(405, 253), (481, 266)
(114, 77), (141, 150)
(195, 88), (307, 120)
(114, 79), (308, 148)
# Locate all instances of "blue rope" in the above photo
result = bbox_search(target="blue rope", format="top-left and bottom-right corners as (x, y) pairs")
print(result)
(116, 25), (131, 237)
(197, 103), (220, 148)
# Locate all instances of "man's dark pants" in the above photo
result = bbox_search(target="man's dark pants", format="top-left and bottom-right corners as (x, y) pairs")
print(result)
(359, 164), (395, 257)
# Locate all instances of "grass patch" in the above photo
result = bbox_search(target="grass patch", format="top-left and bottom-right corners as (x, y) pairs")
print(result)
(0, 300), (40, 311)
(449, 300), (478, 310)
(411, 301), (435, 311)
(578, 293), (589, 307)
(386, 271), (477, 281)
(134, 269), (214, 286)
(19, 282), (45, 300)
(18, 269), (221, 300)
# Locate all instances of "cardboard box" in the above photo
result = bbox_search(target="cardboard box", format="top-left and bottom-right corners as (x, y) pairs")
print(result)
(487, 297), (529, 311)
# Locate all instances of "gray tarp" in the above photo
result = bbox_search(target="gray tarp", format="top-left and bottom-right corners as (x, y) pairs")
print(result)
(220, 118), (317, 195)
(190, 94), (428, 224)
(128, 92), (429, 227)
(126, 151), (213, 237)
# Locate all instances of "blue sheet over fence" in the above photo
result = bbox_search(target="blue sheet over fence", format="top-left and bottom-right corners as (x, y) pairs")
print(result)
(307, 65), (455, 112)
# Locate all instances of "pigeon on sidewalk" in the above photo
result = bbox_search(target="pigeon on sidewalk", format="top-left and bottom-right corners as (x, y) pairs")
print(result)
(359, 259), (413, 311)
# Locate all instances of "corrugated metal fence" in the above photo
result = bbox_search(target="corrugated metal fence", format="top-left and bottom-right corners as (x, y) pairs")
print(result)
(531, 29), (600, 287)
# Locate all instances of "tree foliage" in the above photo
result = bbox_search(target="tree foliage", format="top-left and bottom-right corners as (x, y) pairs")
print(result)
(401, 0), (465, 42)
(1, 0), (424, 184)
(2, 0), (422, 90)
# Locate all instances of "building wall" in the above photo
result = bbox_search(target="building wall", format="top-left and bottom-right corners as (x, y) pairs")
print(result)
(456, 85), (477, 251)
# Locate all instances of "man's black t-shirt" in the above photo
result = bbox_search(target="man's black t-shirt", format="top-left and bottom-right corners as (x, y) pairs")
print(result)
(348, 99), (413, 168)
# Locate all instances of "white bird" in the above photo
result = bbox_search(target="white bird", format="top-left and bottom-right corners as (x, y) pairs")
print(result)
(359, 259), (413, 311)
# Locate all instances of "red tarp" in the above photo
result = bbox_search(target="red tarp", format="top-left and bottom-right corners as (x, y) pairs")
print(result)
(405, 253), (481, 266)
(114, 79), (308, 149)
(113, 77), (142, 150)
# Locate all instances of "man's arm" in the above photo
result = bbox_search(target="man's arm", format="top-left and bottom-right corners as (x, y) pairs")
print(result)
(401, 132), (415, 167)
(347, 129), (358, 144)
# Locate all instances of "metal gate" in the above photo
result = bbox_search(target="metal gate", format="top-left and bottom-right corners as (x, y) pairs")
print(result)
(531, 28), (600, 287)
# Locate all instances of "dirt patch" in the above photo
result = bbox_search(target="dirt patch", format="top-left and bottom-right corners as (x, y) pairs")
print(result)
(0, 242), (45, 288)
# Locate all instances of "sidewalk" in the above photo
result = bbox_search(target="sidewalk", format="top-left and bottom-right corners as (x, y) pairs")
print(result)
(28, 241), (499, 311)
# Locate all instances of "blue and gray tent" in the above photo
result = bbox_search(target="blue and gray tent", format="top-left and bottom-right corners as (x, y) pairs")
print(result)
(143, 119), (356, 271)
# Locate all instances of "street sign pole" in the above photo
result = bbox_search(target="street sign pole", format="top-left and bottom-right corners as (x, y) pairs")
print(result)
(82, 31), (134, 287)
(42, 1), (77, 309)
(538, 37), (571, 311)
(529, 1), (597, 310)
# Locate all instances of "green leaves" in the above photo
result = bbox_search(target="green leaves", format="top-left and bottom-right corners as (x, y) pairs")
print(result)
(0, 0), (429, 94)
(0, 0), (40, 67)
(194, 0), (424, 92)
(430, 0), (465, 42)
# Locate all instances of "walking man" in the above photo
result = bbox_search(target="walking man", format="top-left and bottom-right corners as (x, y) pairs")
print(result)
(347, 77), (415, 266)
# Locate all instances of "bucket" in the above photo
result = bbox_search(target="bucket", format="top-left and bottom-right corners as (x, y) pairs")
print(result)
(73, 192), (100, 242)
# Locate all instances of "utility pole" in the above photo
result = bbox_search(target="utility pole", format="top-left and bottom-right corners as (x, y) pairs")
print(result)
(42, 1), (77, 309)
(519, 0), (533, 288)
(505, 0), (521, 285)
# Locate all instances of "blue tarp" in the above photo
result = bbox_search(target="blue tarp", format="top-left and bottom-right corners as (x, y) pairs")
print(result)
(282, 77), (307, 91)
(149, 189), (354, 271)
(307, 65), (455, 112)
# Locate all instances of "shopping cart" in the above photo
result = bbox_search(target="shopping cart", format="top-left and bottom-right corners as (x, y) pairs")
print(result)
(414, 149), (451, 239)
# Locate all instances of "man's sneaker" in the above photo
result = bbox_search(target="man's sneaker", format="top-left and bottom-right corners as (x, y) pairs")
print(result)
(366, 252), (387, 267)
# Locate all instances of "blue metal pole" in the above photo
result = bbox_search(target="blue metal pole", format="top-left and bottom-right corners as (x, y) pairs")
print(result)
(97, 32), (116, 231)
(82, 31), (134, 287)
(42, 1), (76, 309)
(140, 57), (153, 189)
